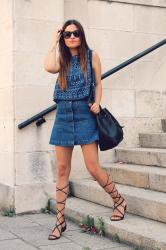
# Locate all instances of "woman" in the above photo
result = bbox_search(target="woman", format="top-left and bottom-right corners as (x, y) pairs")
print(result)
(44, 19), (127, 240)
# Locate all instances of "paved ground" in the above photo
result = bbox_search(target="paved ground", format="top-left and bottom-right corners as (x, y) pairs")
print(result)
(0, 212), (135, 250)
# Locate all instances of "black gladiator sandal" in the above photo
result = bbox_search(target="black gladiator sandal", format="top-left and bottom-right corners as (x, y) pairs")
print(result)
(101, 171), (127, 221)
(48, 183), (69, 240)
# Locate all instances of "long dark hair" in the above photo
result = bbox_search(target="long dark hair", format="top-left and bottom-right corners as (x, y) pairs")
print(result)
(57, 19), (90, 90)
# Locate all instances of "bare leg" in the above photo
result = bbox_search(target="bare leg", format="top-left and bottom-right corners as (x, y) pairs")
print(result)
(48, 145), (74, 240)
(81, 142), (127, 220)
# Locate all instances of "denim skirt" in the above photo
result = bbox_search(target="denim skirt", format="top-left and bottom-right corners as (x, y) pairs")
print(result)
(49, 98), (99, 146)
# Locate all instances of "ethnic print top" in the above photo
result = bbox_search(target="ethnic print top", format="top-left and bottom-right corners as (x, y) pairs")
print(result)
(53, 48), (93, 102)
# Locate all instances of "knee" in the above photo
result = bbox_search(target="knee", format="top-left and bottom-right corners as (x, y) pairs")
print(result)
(57, 163), (69, 178)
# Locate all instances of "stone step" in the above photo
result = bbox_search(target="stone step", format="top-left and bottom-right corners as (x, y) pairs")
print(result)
(115, 147), (166, 168)
(161, 119), (166, 132)
(139, 132), (166, 148)
(102, 162), (166, 192)
(69, 178), (166, 223)
(50, 197), (166, 250)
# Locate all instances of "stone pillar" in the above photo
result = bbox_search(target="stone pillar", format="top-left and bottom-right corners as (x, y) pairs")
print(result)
(0, 0), (64, 214)
(0, 0), (15, 211)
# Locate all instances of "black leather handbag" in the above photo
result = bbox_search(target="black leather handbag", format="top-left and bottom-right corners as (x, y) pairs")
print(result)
(88, 49), (124, 151)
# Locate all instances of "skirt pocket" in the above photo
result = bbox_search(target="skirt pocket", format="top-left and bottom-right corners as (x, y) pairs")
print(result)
(56, 102), (68, 123)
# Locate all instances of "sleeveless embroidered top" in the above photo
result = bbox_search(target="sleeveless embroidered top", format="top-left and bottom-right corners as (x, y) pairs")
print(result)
(53, 48), (93, 102)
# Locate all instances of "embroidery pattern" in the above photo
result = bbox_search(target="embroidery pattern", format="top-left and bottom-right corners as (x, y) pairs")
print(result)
(53, 49), (92, 101)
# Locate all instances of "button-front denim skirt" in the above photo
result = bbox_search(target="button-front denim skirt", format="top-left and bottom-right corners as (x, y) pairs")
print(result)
(49, 98), (99, 146)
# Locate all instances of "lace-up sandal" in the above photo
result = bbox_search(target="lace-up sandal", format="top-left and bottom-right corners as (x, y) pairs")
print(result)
(101, 171), (127, 221)
(48, 183), (69, 240)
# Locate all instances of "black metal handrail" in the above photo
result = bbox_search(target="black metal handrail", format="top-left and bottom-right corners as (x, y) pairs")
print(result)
(18, 38), (166, 129)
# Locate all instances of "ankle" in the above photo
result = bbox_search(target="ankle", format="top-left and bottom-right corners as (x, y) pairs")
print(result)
(112, 194), (122, 204)
(56, 215), (65, 223)
(113, 196), (125, 206)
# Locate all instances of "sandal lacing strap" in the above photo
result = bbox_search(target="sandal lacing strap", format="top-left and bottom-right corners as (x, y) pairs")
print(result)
(48, 183), (69, 240)
(102, 171), (127, 221)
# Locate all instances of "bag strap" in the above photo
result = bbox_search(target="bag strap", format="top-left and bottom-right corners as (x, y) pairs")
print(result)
(89, 49), (95, 84)
(89, 49), (102, 112)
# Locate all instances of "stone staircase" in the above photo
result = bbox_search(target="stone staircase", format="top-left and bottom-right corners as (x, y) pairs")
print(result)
(50, 122), (166, 250)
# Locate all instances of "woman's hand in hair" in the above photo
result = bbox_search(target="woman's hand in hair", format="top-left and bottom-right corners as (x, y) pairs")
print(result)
(52, 28), (63, 45)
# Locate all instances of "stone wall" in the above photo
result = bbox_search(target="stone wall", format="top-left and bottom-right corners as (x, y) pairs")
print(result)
(65, 0), (166, 148)
(64, 0), (166, 179)
(0, 0), (165, 213)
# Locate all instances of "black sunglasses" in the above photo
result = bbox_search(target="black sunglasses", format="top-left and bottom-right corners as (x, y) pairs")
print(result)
(62, 30), (80, 39)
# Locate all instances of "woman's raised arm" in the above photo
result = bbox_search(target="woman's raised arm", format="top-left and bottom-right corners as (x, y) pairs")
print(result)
(43, 29), (62, 74)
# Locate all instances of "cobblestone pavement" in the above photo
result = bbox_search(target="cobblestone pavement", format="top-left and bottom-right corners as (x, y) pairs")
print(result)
(0, 212), (134, 250)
